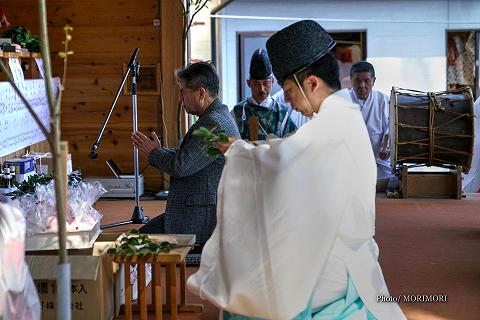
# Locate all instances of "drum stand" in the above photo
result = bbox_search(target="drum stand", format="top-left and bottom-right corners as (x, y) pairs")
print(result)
(399, 164), (463, 199)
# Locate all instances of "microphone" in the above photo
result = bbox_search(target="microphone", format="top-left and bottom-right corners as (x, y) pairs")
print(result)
(89, 143), (99, 160)
(127, 48), (140, 68)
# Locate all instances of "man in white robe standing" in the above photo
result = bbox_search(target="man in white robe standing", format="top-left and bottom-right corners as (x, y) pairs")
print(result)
(188, 20), (405, 320)
(462, 97), (480, 193)
(348, 61), (394, 192)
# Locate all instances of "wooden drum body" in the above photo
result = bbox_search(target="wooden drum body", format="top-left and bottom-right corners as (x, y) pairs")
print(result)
(390, 87), (474, 173)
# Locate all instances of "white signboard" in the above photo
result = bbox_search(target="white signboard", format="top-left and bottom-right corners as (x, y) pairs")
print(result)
(8, 58), (25, 84)
(0, 78), (59, 157)
(34, 58), (45, 79)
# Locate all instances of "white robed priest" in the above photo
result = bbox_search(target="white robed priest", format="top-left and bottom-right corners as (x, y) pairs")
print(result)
(188, 20), (406, 320)
(462, 97), (480, 193)
(348, 61), (392, 183)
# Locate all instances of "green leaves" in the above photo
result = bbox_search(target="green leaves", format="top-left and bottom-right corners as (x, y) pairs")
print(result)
(192, 0), (211, 11)
(9, 172), (83, 196)
(218, 132), (229, 143)
(2, 26), (31, 48)
(107, 229), (191, 259)
(11, 173), (53, 195)
(2, 26), (41, 53)
(192, 126), (229, 157)
(192, 126), (212, 139)
(25, 36), (40, 53)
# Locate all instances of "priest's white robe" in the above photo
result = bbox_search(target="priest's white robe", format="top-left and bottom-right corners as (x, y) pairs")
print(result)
(188, 89), (405, 320)
(462, 97), (480, 193)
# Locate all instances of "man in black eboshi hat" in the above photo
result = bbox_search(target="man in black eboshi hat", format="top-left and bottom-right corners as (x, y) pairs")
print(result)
(188, 20), (406, 320)
(231, 49), (297, 140)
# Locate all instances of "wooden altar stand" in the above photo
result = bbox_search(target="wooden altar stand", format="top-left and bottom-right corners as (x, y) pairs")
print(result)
(113, 234), (203, 320)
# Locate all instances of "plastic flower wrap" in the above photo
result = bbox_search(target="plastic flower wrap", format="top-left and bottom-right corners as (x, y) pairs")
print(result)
(15, 180), (106, 234)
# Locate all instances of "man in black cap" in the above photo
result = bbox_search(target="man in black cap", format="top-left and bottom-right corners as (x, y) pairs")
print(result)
(188, 21), (405, 320)
(231, 49), (297, 140)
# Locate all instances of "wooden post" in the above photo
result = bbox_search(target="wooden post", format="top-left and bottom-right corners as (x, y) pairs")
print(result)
(59, 141), (69, 261)
(165, 264), (171, 306)
(161, 0), (184, 148)
(180, 262), (186, 305)
(57, 141), (71, 320)
(29, 53), (40, 79)
(124, 263), (132, 320)
(138, 263), (147, 320)
(153, 263), (162, 320)
(167, 264), (177, 320)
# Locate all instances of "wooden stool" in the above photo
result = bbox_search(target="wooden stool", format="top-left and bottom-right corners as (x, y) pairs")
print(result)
(400, 164), (462, 199)
(113, 235), (203, 320)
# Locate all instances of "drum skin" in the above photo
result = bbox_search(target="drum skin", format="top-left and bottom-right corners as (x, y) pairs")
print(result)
(390, 87), (474, 173)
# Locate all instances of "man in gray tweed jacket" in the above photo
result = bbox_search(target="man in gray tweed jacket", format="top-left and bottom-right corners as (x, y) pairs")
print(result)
(131, 62), (240, 251)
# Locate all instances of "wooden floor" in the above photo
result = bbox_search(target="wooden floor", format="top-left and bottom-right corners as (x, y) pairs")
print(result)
(95, 198), (480, 320)
(375, 198), (480, 320)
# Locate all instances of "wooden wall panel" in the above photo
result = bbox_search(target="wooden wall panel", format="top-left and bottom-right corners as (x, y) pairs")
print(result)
(2, 0), (184, 192)
(46, 26), (161, 53)
(5, 1), (159, 28)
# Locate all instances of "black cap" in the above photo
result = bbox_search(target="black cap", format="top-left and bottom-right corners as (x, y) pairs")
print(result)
(249, 49), (273, 80)
(266, 20), (336, 84)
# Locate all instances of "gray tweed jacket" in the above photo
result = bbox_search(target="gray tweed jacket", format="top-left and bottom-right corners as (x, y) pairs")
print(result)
(147, 98), (240, 244)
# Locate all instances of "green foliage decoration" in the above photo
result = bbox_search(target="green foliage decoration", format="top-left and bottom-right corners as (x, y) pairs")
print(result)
(11, 173), (53, 195)
(10, 172), (83, 196)
(2, 26), (41, 52)
(25, 35), (41, 53)
(192, 126), (228, 157)
(2, 26), (31, 47)
(107, 229), (195, 258)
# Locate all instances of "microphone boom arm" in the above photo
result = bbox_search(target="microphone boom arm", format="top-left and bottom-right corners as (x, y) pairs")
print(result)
(87, 48), (148, 228)
(88, 48), (139, 159)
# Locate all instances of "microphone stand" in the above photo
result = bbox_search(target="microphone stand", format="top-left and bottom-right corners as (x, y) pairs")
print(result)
(89, 48), (149, 229)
